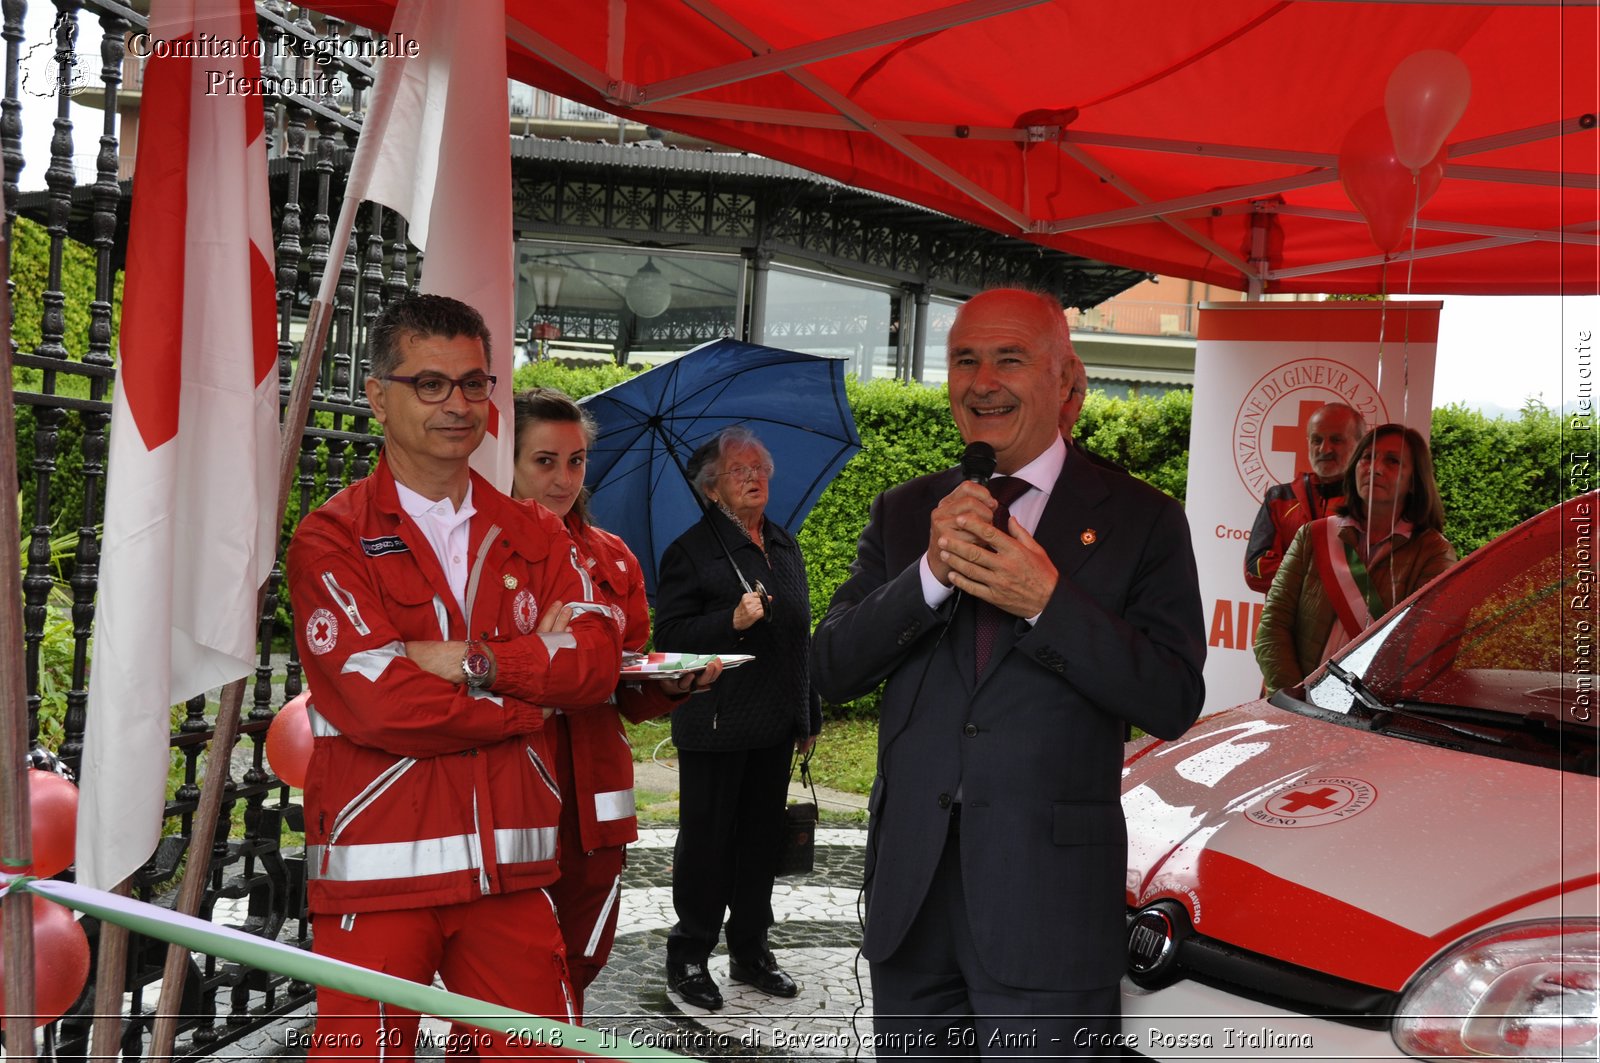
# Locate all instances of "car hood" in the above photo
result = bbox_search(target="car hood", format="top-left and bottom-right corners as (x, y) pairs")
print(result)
(1121, 701), (1597, 992)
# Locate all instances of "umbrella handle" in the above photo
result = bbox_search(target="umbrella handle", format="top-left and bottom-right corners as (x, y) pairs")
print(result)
(705, 514), (770, 625)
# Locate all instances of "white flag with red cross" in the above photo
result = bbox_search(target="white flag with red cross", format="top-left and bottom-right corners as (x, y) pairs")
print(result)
(76, 0), (279, 890)
(340, 0), (516, 488)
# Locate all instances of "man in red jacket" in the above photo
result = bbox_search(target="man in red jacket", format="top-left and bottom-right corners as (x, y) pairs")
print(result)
(287, 294), (621, 1058)
(1243, 402), (1366, 593)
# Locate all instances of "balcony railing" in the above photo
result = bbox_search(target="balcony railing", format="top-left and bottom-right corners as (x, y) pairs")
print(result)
(1069, 299), (1197, 338)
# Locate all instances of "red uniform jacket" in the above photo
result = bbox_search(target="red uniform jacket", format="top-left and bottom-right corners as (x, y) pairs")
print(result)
(1244, 474), (1348, 593)
(287, 458), (622, 915)
(559, 516), (681, 852)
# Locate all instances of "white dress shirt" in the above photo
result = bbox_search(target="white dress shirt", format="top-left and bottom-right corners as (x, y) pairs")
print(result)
(394, 480), (477, 618)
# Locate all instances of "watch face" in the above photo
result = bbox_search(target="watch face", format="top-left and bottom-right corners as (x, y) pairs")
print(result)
(465, 650), (492, 684)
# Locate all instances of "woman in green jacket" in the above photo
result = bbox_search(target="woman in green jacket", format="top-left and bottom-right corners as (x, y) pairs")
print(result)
(1255, 424), (1456, 694)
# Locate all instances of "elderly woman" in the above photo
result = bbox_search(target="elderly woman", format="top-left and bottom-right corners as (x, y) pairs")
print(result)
(509, 387), (723, 1018)
(1255, 423), (1457, 694)
(655, 426), (822, 1012)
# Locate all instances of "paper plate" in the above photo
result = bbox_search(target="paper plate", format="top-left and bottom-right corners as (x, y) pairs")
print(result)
(621, 652), (754, 679)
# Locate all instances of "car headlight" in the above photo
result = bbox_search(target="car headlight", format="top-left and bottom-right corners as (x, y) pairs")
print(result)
(1393, 919), (1598, 1061)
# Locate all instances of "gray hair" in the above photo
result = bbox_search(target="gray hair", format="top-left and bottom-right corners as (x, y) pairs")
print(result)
(367, 293), (492, 382)
(685, 426), (774, 498)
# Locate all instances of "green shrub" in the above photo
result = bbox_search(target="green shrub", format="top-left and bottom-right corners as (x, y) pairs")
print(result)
(1431, 400), (1564, 554)
(1076, 389), (1192, 501)
(511, 360), (641, 399)
(797, 378), (961, 654)
(15, 287), (1573, 728)
(25, 522), (81, 750)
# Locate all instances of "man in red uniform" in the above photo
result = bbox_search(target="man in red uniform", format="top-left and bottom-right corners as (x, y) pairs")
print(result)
(1243, 402), (1366, 593)
(287, 294), (621, 1058)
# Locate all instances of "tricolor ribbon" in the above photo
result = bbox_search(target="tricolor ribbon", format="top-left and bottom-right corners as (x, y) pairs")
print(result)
(0, 875), (689, 1062)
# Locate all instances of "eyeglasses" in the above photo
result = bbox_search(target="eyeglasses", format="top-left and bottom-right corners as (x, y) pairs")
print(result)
(719, 462), (774, 482)
(383, 373), (497, 404)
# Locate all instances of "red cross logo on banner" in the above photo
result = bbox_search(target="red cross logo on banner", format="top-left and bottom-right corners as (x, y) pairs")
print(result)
(1270, 399), (1328, 478)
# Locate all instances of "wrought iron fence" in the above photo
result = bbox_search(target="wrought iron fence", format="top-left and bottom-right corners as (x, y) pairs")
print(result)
(9, 2), (407, 1057)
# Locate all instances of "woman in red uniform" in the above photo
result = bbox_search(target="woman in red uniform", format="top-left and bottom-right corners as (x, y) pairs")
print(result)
(511, 387), (723, 1017)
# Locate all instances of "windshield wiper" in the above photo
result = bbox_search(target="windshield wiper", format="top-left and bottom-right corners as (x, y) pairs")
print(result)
(1524, 709), (1600, 741)
(1323, 660), (1512, 746)
(1322, 659), (1389, 713)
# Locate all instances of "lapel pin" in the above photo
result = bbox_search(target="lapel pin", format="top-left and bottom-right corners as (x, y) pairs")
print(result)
(503, 574), (518, 589)
(1080, 529), (1097, 546)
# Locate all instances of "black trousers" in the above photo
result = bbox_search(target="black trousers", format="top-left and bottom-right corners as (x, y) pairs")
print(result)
(667, 740), (793, 964)
(869, 813), (1124, 1059)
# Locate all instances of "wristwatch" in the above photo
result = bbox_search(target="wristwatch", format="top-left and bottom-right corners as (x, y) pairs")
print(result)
(462, 640), (494, 689)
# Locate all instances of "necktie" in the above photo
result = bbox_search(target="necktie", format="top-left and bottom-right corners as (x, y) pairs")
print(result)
(973, 476), (1032, 674)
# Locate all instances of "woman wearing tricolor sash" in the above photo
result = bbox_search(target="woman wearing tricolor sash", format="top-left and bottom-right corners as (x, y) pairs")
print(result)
(1256, 424), (1456, 695)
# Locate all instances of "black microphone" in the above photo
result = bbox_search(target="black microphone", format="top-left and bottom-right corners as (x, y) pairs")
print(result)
(960, 441), (996, 485)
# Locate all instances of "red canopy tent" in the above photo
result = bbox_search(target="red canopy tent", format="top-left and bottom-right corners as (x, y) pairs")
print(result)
(313, 0), (1596, 296)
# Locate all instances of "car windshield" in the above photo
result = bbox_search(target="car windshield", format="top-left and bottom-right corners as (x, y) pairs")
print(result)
(1305, 491), (1599, 732)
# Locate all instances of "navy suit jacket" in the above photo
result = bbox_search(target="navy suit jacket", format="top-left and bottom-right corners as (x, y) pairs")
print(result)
(811, 444), (1206, 990)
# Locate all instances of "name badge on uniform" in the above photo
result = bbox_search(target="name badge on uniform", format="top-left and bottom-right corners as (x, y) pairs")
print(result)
(360, 535), (409, 557)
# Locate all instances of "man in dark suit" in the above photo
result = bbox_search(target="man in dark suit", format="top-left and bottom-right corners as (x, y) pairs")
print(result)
(811, 288), (1206, 1056)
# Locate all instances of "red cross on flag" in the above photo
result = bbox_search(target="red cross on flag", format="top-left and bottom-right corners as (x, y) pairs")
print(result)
(76, 0), (279, 889)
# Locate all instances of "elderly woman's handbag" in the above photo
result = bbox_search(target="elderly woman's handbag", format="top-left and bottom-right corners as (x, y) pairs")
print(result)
(776, 750), (818, 877)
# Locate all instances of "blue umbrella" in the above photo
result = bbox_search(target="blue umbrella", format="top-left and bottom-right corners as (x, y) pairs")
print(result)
(579, 338), (861, 601)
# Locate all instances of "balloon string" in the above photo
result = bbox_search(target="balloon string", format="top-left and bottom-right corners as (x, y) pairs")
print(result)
(1402, 174), (1422, 429)
(1375, 258), (1388, 398)
(1368, 257), (1389, 571)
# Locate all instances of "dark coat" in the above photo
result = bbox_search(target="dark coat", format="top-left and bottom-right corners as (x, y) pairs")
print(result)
(811, 445), (1206, 990)
(655, 508), (822, 752)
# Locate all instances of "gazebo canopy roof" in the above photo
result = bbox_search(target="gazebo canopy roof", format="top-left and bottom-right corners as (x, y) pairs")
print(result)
(315, 0), (1598, 295)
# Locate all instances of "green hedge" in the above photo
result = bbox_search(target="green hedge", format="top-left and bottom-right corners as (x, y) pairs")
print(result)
(512, 359), (638, 398)
(1430, 401), (1564, 554)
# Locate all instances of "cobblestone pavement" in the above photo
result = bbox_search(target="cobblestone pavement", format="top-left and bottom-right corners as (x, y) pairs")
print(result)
(580, 826), (873, 1061)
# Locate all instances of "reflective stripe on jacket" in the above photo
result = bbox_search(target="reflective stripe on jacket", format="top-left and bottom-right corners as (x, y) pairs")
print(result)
(557, 517), (681, 852)
(287, 457), (622, 914)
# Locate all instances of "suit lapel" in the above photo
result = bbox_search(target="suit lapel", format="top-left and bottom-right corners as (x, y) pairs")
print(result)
(1034, 444), (1111, 584)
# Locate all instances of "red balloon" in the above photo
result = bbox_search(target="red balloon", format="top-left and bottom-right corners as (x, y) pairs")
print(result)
(27, 770), (78, 878)
(0, 895), (91, 1026)
(266, 692), (315, 789)
(1339, 109), (1444, 253)
(1386, 50), (1471, 173)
